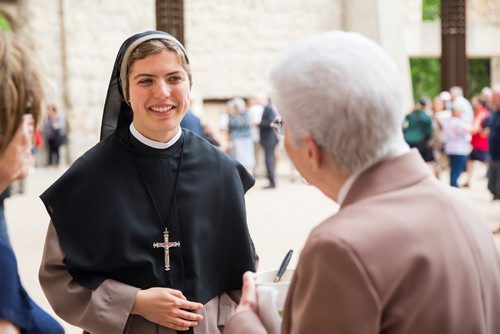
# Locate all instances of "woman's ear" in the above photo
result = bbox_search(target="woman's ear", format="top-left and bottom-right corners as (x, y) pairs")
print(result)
(303, 136), (323, 171)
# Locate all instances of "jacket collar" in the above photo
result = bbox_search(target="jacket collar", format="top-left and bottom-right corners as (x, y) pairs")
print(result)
(341, 150), (432, 208)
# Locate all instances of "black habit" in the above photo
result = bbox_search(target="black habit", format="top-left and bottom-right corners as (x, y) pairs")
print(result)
(40, 127), (256, 304)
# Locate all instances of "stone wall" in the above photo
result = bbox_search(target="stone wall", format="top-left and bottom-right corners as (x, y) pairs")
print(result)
(19, 0), (343, 162)
(185, 0), (342, 135)
(26, 0), (155, 160)
(185, 0), (342, 100)
(7, 0), (500, 162)
(469, 0), (500, 25)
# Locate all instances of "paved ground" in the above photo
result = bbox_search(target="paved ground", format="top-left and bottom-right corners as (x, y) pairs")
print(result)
(5, 162), (500, 333)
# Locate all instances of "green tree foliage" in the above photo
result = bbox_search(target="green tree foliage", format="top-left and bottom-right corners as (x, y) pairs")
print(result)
(410, 58), (440, 101)
(468, 59), (490, 98)
(410, 57), (491, 101)
(422, 0), (440, 21)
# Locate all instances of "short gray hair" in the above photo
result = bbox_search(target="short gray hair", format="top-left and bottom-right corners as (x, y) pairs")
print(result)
(450, 86), (463, 97)
(481, 86), (493, 98)
(227, 97), (246, 113)
(270, 31), (406, 175)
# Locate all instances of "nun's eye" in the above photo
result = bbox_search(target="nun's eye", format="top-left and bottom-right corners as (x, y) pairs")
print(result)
(168, 76), (182, 83)
(138, 79), (154, 85)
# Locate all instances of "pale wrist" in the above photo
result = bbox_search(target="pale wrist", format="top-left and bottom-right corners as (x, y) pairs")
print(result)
(130, 290), (143, 316)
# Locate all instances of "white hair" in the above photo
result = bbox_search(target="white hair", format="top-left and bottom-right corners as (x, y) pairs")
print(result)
(481, 86), (493, 98)
(227, 97), (246, 113)
(270, 31), (406, 175)
(493, 84), (500, 94)
(439, 91), (452, 101)
(450, 86), (463, 97)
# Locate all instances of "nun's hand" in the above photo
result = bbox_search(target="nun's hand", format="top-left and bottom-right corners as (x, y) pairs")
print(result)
(131, 287), (204, 331)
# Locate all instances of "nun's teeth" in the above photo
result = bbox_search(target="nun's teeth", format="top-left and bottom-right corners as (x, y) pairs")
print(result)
(151, 106), (174, 113)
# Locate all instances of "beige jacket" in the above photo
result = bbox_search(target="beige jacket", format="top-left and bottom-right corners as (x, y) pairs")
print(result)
(225, 151), (500, 334)
(39, 223), (238, 334)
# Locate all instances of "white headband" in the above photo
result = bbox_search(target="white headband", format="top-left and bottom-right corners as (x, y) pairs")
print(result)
(119, 33), (188, 101)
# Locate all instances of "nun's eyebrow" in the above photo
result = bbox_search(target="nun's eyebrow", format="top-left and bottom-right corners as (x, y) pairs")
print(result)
(133, 71), (183, 80)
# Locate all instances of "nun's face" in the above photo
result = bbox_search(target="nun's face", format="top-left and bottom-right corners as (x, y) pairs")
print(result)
(128, 50), (190, 142)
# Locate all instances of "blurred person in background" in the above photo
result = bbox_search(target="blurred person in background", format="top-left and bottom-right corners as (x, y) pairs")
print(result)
(247, 94), (265, 176)
(403, 97), (434, 163)
(259, 100), (280, 189)
(227, 97), (255, 172)
(180, 108), (204, 138)
(202, 123), (221, 148)
(464, 96), (490, 187)
(485, 85), (500, 200)
(43, 105), (66, 167)
(481, 87), (495, 113)
(450, 86), (473, 125)
(441, 105), (471, 187)
(429, 95), (447, 178)
(438, 91), (453, 119)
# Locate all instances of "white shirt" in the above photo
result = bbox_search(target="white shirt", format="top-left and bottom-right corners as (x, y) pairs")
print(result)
(247, 105), (264, 142)
(453, 96), (474, 124)
(442, 117), (472, 156)
(129, 123), (181, 149)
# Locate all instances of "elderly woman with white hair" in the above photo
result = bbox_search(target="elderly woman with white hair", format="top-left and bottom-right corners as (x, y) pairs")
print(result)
(225, 30), (500, 334)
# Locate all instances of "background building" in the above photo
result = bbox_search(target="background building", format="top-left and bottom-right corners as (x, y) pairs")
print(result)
(0, 0), (499, 163)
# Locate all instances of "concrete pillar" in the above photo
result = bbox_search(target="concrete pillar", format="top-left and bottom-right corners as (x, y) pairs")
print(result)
(343, 0), (414, 110)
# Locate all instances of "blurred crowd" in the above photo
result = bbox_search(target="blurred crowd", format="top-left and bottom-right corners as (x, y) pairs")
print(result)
(182, 95), (282, 189)
(403, 85), (500, 198)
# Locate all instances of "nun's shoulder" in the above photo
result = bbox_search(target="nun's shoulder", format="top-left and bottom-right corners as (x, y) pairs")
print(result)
(52, 132), (127, 185)
(183, 130), (255, 191)
(183, 130), (231, 163)
(72, 133), (124, 167)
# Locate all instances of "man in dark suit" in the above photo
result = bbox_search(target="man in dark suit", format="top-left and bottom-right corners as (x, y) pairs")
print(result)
(259, 102), (279, 189)
(485, 85), (500, 199)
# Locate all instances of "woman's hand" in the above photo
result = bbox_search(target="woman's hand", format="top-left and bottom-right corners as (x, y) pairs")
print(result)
(131, 287), (204, 331)
(234, 271), (258, 314)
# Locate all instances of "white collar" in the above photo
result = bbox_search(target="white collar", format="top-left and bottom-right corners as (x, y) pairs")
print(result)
(337, 167), (367, 206)
(129, 123), (182, 149)
(337, 144), (410, 205)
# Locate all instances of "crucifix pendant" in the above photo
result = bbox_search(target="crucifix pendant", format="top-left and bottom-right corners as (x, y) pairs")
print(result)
(153, 228), (180, 271)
